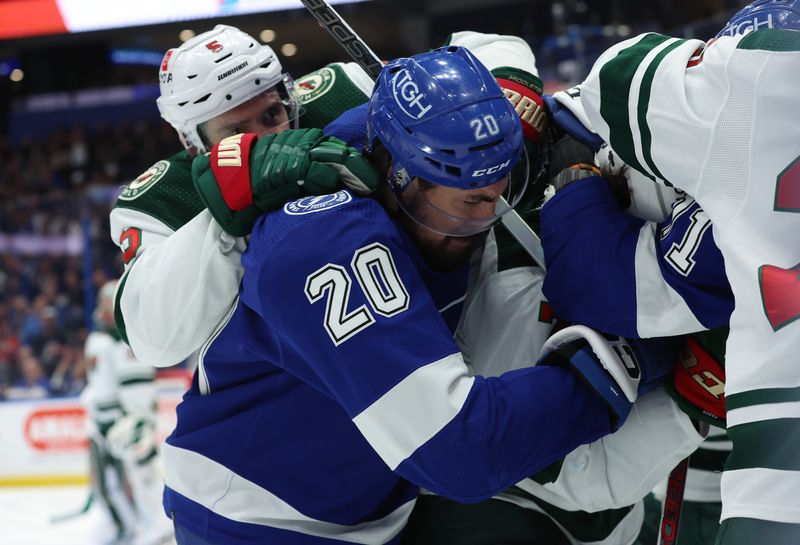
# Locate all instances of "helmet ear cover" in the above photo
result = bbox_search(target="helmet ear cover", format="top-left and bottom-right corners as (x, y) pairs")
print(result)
(716, 0), (800, 38)
(156, 24), (300, 154)
(367, 46), (533, 236)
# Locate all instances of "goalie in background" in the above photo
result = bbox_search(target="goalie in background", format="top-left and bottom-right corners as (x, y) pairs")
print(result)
(81, 280), (173, 545)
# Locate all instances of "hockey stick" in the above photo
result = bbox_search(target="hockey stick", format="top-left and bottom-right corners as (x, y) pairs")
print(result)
(50, 491), (94, 523)
(657, 456), (689, 545)
(299, 0), (547, 270)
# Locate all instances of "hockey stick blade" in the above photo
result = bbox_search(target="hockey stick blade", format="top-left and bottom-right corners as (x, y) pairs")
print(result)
(50, 491), (94, 523)
(658, 456), (689, 545)
(298, 0), (547, 270)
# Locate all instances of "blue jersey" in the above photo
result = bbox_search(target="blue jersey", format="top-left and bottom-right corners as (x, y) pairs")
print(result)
(541, 177), (733, 338)
(163, 191), (614, 545)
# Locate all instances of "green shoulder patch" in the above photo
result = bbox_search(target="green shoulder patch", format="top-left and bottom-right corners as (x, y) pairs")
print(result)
(297, 63), (370, 130)
(119, 160), (171, 201)
(296, 66), (337, 106)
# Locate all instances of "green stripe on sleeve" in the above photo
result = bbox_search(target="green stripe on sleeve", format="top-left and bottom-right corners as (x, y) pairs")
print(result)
(598, 33), (671, 180)
(689, 446), (729, 472)
(717, 517), (800, 545)
(637, 38), (686, 182)
(114, 258), (136, 345)
(726, 418), (800, 471)
(727, 385), (800, 411)
(119, 376), (155, 387)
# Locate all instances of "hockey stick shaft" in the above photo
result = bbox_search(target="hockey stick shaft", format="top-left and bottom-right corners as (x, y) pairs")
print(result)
(657, 456), (690, 545)
(298, 0), (547, 270)
(300, 0), (383, 78)
(50, 491), (94, 523)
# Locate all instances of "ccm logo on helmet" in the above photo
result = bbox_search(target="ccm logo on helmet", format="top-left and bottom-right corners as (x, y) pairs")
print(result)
(472, 159), (511, 178)
(391, 69), (432, 120)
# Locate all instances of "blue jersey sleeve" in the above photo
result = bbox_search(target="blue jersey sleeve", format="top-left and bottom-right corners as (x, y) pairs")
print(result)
(543, 94), (605, 153)
(541, 177), (733, 338)
(324, 102), (369, 151)
(240, 193), (615, 503)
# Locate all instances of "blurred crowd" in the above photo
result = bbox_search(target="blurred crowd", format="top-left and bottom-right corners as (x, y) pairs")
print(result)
(0, 120), (178, 219)
(0, 119), (182, 400)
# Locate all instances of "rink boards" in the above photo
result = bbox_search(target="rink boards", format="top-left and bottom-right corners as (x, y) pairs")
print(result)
(0, 371), (190, 487)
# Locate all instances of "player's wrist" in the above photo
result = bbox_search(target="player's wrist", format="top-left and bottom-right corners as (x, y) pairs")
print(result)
(551, 163), (603, 191)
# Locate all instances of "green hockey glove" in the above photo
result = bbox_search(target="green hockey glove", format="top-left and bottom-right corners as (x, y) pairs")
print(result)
(193, 128), (380, 236)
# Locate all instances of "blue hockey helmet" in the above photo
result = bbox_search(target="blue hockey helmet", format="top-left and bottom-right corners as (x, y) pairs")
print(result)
(367, 46), (529, 237)
(716, 0), (800, 37)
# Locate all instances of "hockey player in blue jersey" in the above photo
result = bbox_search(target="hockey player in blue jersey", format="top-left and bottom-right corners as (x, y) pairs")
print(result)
(159, 46), (684, 545)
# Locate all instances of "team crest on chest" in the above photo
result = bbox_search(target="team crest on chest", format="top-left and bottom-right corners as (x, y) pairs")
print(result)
(119, 160), (170, 200)
(284, 191), (352, 215)
(296, 67), (336, 105)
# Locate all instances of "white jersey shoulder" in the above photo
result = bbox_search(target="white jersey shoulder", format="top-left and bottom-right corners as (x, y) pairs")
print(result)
(582, 30), (800, 227)
(113, 209), (245, 367)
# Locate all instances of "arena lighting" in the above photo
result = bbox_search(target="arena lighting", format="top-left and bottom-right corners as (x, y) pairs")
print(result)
(281, 43), (298, 57)
(260, 29), (277, 43)
(0, 0), (370, 40)
(110, 49), (165, 67)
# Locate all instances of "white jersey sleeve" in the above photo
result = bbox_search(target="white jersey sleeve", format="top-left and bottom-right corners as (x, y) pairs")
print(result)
(110, 206), (245, 367)
(456, 230), (554, 376)
(516, 387), (704, 512)
(582, 30), (800, 229)
(457, 232), (705, 513)
(581, 33), (722, 198)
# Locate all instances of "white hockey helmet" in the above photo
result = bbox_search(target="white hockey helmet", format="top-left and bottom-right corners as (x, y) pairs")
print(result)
(93, 279), (118, 331)
(156, 24), (299, 153)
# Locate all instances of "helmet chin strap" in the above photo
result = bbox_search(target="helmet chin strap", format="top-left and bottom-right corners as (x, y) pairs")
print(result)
(178, 131), (202, 157)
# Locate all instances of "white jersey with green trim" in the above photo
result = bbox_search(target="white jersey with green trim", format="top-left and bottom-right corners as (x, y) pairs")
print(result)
(82, 330), (157, 428)
(457, 229), (704, 545)
(582, 29), (800, 525)
(110, 62), (374, 367)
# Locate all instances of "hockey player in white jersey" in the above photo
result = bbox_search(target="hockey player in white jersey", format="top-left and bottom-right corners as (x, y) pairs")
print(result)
(110, 24), (379, 367)
(571, 1), (800, 542)
(536, 84), (733, 545)
(82, 280), (173, 545)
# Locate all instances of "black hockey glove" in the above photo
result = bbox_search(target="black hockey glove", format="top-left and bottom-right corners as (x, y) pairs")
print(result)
(547, 134), (603, 192)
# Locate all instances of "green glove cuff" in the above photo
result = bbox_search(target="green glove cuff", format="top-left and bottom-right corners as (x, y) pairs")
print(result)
(193, 154), (262, 237)
(663, 377), (727, 429)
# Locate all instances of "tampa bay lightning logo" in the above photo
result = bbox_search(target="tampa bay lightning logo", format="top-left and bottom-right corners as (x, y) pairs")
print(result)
(284, 191), (352, 215)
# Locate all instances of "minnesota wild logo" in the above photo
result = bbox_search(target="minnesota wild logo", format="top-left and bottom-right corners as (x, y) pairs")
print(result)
(296, 67), (336, 105)
(119, 160), (170, 200)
